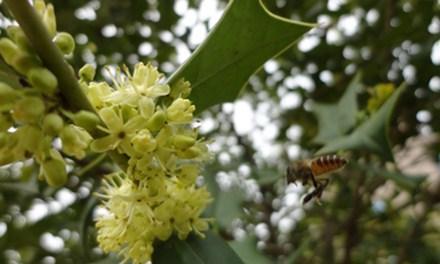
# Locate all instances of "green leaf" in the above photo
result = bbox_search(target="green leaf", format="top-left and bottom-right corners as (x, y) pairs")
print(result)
(205, 185), (245, 228)
(153, 231), (244, 264)
(88, 255), (119, 264)
(312, 73), (362, 144)
(317, 83), (407, 161)
(379, 171), (425, 191)
(203, 166), (245, 229)
(356, 163), (425, 191)
(229, 235), (272, 264)
(168, 0), (314, 112)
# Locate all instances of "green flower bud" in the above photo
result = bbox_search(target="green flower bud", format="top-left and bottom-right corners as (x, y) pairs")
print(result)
(12, 96), (45, 124)
(0, 82), (20, 109)
(42, 113), (64, 136)
(171, 134), (196, 150)
(170, 78), (191, 99)
(375, 83), (394, 100)
(177, 146), (202, 159)
(133, 62), (160, 87)
(79, 64), (96, 82)
(60, 125), (92, 159)
(146, 110), (166, 132)
(0, 38), (19, 65)
(0, 132), (7, 148)
(0, 150), (15, 165)
(18, 125), (44, 153)
(12, 52), (41, 75)
(6, 26), (32, 52)
(71, 110), (100, 132)
(34, 0), (46, 15)
(53, 32), (75, 55)
(27, 67), (58, 95)
(20, 163), (34, 181)
(0, 113), (12, 131)
(176, 164), (199, 186)
(42, 150), (67, 187)
(167, 98), (195, 124)
(131, 129), (156, 153)
(43, 4), (57, 37)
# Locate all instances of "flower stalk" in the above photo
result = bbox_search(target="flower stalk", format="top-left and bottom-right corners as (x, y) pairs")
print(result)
(3, 0), (129, 170)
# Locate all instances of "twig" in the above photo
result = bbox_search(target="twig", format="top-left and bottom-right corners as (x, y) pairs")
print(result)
(343, 174), (366, 264)
(3, 0), (94, 112)
(4, 0), (129, 170)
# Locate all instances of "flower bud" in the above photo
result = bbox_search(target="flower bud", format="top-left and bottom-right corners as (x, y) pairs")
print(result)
(20, 163), (34, 181)
(12, 96), (45, 124)
(176, 164), (199, 186)
(131, 129), (156, 153)
(34, 0), (46, 15)
(171, 135), (196, 150)
(72, 110), (100, 132)
(53, 32), (75, 55)
(0, 38), (19, 65)
(43, 113), (64, 136)
(60, 125), (92, 159)
(177, 146), (202, 159)
(42, 150), (67, 187)
(146, 110), (166, 132)
(27, 67), (58, 95)
(133, 63), (160, 87)
(18, 125), (43, 153)
(376, 83), (394, 100)
(43, 4), (57, 37)
(0, 132), (7, 148)
(87, 82), (112, 109)
(0, 150), (15, 166)
(6, 26), (32, 52)
(170, 79), (191, 99)
(167, 98), (195, 123)
(12, 52), (41, 75)
(79, 64), (96, 82)
(0, 113), (12, 131)
(0, 82), (20, 108)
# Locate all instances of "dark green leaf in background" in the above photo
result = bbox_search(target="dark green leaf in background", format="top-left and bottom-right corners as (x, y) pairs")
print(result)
(312, 73), (362, 144)
(153, 231), (244, 264)
(317, 83), (407, 161)
(168, 0), (314, 112)
(229, 235), (272, 264)
(356, 163), (425, 192)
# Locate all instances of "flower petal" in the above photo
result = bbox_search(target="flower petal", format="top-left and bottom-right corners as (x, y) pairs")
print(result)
(99, 107), (123, 131)
(91, 135), (119, 152)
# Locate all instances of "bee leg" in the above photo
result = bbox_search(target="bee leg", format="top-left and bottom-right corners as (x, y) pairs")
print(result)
(302, 190), (317, 204)
(310, 172), (318, 188)
(303, 187), (321, 205)
(315, 179), (330, 204)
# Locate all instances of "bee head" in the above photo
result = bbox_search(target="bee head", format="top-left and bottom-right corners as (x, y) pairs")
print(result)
(286, 161), (312, 185)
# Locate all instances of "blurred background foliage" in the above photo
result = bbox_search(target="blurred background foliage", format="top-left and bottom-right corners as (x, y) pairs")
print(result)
(0, 0), (440, 263)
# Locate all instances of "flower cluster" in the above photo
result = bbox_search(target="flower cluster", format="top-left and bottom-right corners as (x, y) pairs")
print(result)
(367, 83), (395, 114)
(0, 1), (213, 262)
(81, 63), (212, 263)
(0, 0), (93, 186)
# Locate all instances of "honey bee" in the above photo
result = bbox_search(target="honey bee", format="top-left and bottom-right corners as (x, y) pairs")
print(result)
(286, 155), (347, 204)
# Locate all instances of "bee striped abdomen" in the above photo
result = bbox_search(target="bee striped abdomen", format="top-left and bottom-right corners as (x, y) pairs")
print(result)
(310, 155), (347, 177)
